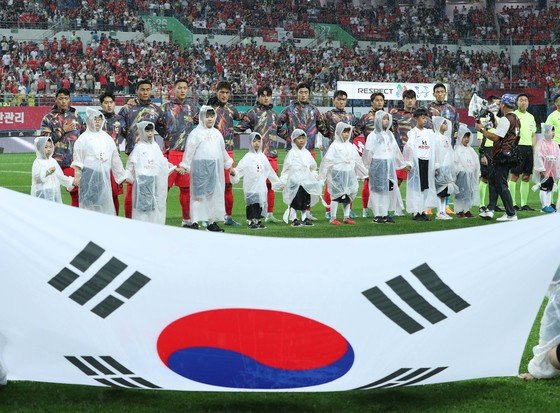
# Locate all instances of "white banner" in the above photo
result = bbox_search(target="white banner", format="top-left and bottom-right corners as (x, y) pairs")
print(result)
(336, 81), (447, 101)
(0, 187), (558, 392)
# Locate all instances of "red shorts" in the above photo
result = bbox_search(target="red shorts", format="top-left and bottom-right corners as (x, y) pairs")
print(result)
(62, 167), (78, 193)
(224, 150), (235, 184)
(396, 169), (408, 181)
(167, 150), (190, 188)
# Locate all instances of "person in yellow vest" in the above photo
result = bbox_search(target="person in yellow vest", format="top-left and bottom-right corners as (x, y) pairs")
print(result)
(477, 95), (500, 212)
(545, 93), (560, 209)
(510, 93), (537, 211)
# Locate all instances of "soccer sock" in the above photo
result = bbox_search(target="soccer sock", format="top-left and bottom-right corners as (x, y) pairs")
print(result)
(540, 190), (546, 207)
(301, 210), (308, 221)
(508, 181), (517, 205)
(479, 181), (487, 206)
(437, 197), (445, 214)
(520, 181), (530, 206)
(324, 187), (331, 212)
(289, 208), (297, 221)
(266, 182), (275, 213)
(179, 187), (190, 220)
(362, 180), (370, 208)
(330, 201), (339, 221)
(343, 203), (351, 218)
(546, 191), (552, 207)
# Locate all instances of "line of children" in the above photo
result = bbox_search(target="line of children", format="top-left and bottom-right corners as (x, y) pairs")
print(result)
(231, 132), (282, 229)
(532, 124), (560, 213)
(362, 111), (405, 224)
(125, 121), (179, 225)
(453, 124), (480, 218)
(319, 122), (368, 225)
(278, 129), (323, 227)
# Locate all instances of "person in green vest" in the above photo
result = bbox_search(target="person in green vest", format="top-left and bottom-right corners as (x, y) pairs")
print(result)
(510, 93), (537, 211)
(544, 94), (560, 209)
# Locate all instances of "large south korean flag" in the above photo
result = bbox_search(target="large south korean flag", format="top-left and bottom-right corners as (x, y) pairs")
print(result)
(0, 187), (558, 392)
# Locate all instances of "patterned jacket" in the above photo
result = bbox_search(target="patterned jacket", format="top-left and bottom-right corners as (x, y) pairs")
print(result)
(40, 105), (86, 168)
(235, 102), (279, 158)
(119, 99), (165, 154)
(278, 101), (325, 150)
(322, 108), (358, 142)
(101, 111), (126, 149)
(161, 98), (199, 152)
(392, 108), (417, 151)
(207, 96), (243, 152)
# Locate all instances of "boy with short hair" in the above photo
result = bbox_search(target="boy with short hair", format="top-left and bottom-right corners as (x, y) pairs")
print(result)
(126, 121), (178, 224)
(179, 106), (235, 232)
(403, 108), (438, 221)
(319, 122), (367, 225)
(31, 136), (77, 203)
(230, 132), (281, 229)
(279, 129), (323, 227)
(453, 124), (480, 218)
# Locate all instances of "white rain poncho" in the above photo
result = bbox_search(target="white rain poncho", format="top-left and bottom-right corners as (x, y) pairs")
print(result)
(403, 126), (438, 214)
(319, 122), (367, 201)
(453, 124), (480, 213)
(180, 105), (233, 223)
(72, 108), (126, 215)
(126, 121), (175, 224)
(362, 111), (405, 217)
(279, 129), (323, 207)
(527, 269), (560, 379)
(432, 116), (456, 195)
(31, 136), (74, 202)
(533, 124), (560, 186)
(231, 132), (280, 212)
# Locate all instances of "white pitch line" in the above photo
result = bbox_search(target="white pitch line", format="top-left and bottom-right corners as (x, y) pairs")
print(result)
(1, 170), (31, 174)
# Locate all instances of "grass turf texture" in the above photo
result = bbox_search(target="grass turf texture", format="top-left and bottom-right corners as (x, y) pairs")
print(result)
(0, 150), (558, 412)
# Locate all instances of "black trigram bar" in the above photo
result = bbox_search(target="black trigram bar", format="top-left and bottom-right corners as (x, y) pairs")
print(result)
(49, 267), (80, 292)
(397, 367), (430, 381)
(411, 264), (470, 313)
(387, 276), (447, 324)
(115, 271), (150, 299)
(65, 356), (96, 376)
(69, 257), (127, 305)
(362, 287), (424, 334)
(354, 368), (412, 390)
(82, 356), (115, 375)
(91, 295), (125, 319)
(394, 367), (448, 387)
(69, 242), (105, 272)
(100, 356), (133, 375)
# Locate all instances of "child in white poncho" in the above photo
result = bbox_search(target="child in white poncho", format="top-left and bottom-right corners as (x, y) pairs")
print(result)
(319, 122), (367, 225)
(404, 108), (438, 221)
(31, 136), (76, 203)
(72, 108), (127, 215)
(179, 106), (234, 232)
(432, 116), (456, 220)
(126, 121), (178, 224)
(362, 111), (405, 224)
(532, 124), (560, 213)
(231, 132), (281, 229)
(453, 124), (480, 218)
(279, 129), (323, 227)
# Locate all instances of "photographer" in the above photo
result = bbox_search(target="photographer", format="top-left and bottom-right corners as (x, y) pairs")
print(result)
(476, 94), (520, 222)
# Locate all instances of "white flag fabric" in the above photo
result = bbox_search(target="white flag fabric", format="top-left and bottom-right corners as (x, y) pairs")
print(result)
(0, 187), (558, 392)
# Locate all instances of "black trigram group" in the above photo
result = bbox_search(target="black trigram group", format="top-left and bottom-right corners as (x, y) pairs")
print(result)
(49, 241), (151, 318)
(355, 367), (448, 390)
(363, 263), (470, 334)
(65, 355), (160, 389)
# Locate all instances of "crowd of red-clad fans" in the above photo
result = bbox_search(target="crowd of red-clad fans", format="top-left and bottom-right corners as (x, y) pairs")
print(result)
(2, 31), (559, 109)
(2, 0), (558, 44)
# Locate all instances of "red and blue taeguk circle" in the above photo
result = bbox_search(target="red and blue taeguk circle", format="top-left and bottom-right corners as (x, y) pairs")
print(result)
(157, 308), (354, 389)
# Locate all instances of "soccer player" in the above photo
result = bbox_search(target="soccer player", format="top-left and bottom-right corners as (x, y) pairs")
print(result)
(207, 81), (244, 226)
(161, 79), (199, 228)
(234, 85), (281, 223)
(40, 88), (86, 207)
(119, 79), (165, 218)
(510, 93), (537, 211)
(277, 82), (325, 221)
(100, 91), (126, 214)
